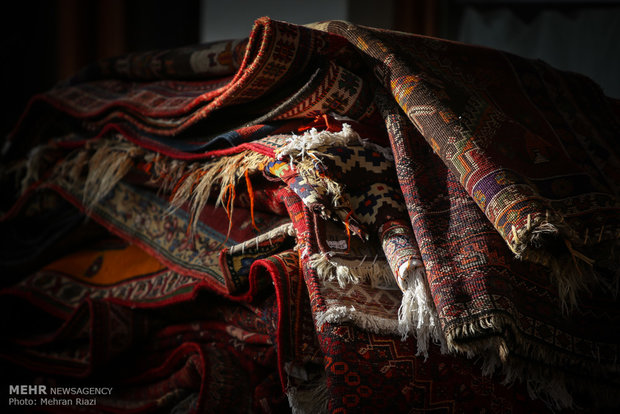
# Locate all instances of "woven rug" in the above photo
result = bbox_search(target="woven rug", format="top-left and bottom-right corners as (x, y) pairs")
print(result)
(0, 224), (308, 413)
(5, 18), (377, 160)
(313, 20), (620, 307)
(314, 20), (620, 408)
(2, 16), (620, 413)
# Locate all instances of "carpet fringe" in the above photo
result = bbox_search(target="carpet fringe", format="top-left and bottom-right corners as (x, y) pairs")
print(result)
(310, 252), (397, 289)
(275, 123), (359, 161)
(143, 153), (197, 196)
(37, 138), (145, 210)
(396, 262), (447, 357)
(315, 305), (399, 335)
(18, 137), (275, 239)
(276, 122), (394, 162)
(18, 143), (56, 193)
(510, 216), (609, 312)
(275, 123), (394, 225)
(275, 126), (352, 226)
(445, 313), (620, 410)
(2, 142), (64, 197)
(82, 140), (142, 209)
(167, 150), (272, 235)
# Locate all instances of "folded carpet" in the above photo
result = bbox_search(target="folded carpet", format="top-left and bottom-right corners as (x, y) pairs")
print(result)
(1, 17), (619, 413)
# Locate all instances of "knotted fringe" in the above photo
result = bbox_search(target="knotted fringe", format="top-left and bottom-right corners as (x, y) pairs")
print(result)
(311, 252), (448, 340)
(445, 313), (620, 410)
(276, 123), (358, 161)
(276, 126), (353, 216)
(510, 218), (606, 313)
(276, 123), (394, 212)
(277, 122), (394, 162)
(287, 373), (329, 414)
(309, 252), (397, 289)
(396, 261), (447, 357)
(315, 305), (399, 335)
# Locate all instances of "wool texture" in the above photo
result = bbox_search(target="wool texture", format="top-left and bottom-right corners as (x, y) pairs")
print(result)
(1, 16), (619, 414)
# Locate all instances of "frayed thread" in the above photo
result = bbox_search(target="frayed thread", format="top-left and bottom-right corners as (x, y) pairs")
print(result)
(274, 124), (387, 241)
(167, 150), (272, 236)
(18, 144), (55, 193)
(275, 123), (360, 162)
(275, 126), (352, 220)
(445, 313), (620, 410)
(309, 252), (397, 289)
(396, 261), (447, 357)
(314, 306), (399, 335)
(446, 318), (575, 410)
(276, 122), (394, 163)
(82, 140), (141, 209)
(35, 136), (274, 239)
(511, 219), (599, 313)
(38, 138), (144, 210)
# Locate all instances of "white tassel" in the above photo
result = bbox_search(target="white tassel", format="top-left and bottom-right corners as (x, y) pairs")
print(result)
(315, 306), (399, 335)
(396, 261), (446, 357)
(310, 253), (398, 289)
(275, 123), (357, 161)
(275, 123), (393, 163)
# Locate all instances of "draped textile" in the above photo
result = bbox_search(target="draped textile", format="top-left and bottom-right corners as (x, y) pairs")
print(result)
(1, 17), (619, 413)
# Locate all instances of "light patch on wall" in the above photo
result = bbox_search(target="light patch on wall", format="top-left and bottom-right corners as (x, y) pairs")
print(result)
(200, 0), (348, 42)
(458, 6), (620, 98)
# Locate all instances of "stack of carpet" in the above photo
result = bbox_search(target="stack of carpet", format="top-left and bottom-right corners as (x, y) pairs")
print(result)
(1, 18), (619, 413)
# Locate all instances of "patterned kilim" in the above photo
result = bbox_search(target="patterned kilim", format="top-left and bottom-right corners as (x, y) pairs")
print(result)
(1, 16), (620, 414)
(315, 21), (620, 307)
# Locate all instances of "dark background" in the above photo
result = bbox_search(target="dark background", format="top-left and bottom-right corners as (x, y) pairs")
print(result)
(2, 0), (619, 141)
